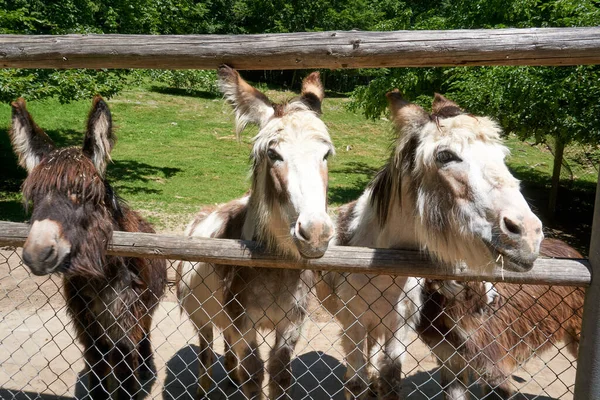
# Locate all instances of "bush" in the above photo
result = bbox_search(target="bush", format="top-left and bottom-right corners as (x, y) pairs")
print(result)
(144, 70), (219, 95)
(0, 69), (126, 104)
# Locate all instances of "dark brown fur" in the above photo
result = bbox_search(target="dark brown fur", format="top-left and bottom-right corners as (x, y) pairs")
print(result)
(14, 99), (167, 399)
(418, 239), (584, 398)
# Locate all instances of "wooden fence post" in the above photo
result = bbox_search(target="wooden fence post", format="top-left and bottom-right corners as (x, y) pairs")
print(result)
(574, 173), (600, 398)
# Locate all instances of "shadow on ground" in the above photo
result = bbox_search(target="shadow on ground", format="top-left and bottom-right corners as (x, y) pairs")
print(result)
(0, 356), (563, 400)
(161, 346), (562, 400)
(107, 159), (182, 196)
(71, 365), (157, 400)
(163, 345), (347, 399)
(511, 165), (596, 255)
(148, 86), (219, 100)
(329, 161), (380, 205)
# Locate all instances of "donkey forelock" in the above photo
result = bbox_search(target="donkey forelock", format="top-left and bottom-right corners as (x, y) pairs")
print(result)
(22, 147), (106, 208)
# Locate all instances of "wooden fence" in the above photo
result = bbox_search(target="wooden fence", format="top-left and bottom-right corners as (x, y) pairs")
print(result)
(2, 28), (600, 70)
(0, 27), (598, 398)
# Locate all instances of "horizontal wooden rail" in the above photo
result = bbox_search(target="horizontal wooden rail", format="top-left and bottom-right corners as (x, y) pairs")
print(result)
(1, 28), (600, 70)
(0, 221), (590, 286)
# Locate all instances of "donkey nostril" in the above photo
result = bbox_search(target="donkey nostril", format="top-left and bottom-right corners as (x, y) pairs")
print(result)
(40, 245), (56, 262)
(503, 217), (522, 236)
(297, 222), (311, 242)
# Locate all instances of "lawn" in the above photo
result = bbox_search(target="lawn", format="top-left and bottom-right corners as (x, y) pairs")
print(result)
(0, 82), (391, 232)
(0, 80), (596, 252)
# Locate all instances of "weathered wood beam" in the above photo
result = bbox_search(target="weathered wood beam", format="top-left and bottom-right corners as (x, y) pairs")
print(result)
(0, 221), (590, 286)
(2, 28), (600, 70)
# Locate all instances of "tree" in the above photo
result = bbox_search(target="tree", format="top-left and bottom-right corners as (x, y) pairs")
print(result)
(349, 0), (600, 215)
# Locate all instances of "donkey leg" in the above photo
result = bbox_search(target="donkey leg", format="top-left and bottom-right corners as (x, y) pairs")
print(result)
(365, 334), (380, 400)
(481, 376), (513, 400)
(267, 323), (303, 400)
(375, 335), (404, 400)
(228, 323), (264, 399)
(138, 333), (157, 383)
(440, 364), (470, 400)
(224, 332), (242, 386)
(114, 341), (142, 400)
(341, 324), (369, 400)
(197, 326), (215, 398)
(83, 342), (111, 400)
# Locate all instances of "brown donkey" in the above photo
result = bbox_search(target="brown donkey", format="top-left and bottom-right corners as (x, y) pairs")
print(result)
(418, 238), (583, 399)
(10, 97), (167, 399)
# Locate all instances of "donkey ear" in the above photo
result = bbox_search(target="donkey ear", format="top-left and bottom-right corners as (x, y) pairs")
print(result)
(217, 64), (275, 135)
(82, 96), (115, 176)
(432, 93), (463, 117)
(300, 71), (324, 114)
(10, 98), (55, 173)
(386, 90), (430, 130)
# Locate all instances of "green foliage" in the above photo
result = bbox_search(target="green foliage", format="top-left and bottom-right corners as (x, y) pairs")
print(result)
(446, 66), (600, 145)
(0, 69), (125, 104)
(349, 0), (600, 147)
(144, 70), (219, 95)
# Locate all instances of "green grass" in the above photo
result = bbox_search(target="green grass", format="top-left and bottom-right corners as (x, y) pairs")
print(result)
(0, 82), (596, 251)
(0, 83), (392, 231)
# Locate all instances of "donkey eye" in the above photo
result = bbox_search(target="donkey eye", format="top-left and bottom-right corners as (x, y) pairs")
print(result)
(267, 148), (283, 162)
(323, 150), (332, 161)
(436, 150), (461, 165)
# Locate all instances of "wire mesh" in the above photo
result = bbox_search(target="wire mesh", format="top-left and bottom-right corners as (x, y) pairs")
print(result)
(0, 246), (580, 399)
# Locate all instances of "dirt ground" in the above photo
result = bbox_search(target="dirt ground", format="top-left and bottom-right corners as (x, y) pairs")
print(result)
(0, 248), (577, 400)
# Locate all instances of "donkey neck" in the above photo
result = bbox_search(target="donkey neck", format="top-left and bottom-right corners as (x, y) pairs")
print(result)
(343, 162), (420, 251)
(242, 190), (299, 259)
(369, 189), (420, 250)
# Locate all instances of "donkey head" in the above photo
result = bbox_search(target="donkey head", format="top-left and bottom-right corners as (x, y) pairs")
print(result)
(386, 91), (543, 272)
(11, 97), (118, 277)
(218, 65), (335, 258)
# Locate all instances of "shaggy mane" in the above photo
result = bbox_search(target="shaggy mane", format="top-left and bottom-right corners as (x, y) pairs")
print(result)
(22, 147), (123, 220)
(369, 111), (506, 226)
(23, 148), (105, 206)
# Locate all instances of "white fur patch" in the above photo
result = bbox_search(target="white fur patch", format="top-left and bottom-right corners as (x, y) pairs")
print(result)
(90, 112), (113, 176)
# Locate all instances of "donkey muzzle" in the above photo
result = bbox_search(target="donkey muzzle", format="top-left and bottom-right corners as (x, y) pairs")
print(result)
(293, 212), (334, 259)
(22, 219), (71, 276)
(488, 211), (543, 272)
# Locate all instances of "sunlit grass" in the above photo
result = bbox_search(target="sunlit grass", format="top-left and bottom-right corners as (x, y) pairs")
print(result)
(1, 81), (595, 234)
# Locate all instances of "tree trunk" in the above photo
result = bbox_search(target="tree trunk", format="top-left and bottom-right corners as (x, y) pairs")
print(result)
(548, 137), (566, 216)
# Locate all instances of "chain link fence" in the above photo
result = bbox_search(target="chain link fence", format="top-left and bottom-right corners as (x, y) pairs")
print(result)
(1, 246), (581, 399)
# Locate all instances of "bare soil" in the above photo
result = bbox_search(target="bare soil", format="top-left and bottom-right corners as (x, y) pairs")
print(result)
(0, 249), (577, 399)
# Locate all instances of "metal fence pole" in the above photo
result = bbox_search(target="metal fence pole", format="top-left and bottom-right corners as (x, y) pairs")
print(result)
(574, 173), (600, 398)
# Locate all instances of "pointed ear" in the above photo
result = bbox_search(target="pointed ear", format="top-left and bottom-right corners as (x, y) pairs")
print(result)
(432, 93), (463, 118)
(300, 71), (324, 115)
(217, 64), (275, 135)
(386, 90), (430, 130)
(10, 98), (55, 173)
(82, 96), (115, 176)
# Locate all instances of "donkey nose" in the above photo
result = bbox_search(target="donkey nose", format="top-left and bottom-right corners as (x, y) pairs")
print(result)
(22, 219), (71, 276)
(500, 212), (543, 245)
(501, 215), (523, 237)
(293, 212), (334, 258)
(496, 211), (543, 269)
(296, 221), (311, 242)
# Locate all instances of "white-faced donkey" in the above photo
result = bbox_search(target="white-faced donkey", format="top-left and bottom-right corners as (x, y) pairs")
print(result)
(177, 65), (335, 399)
(317, 92), (544, 399)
